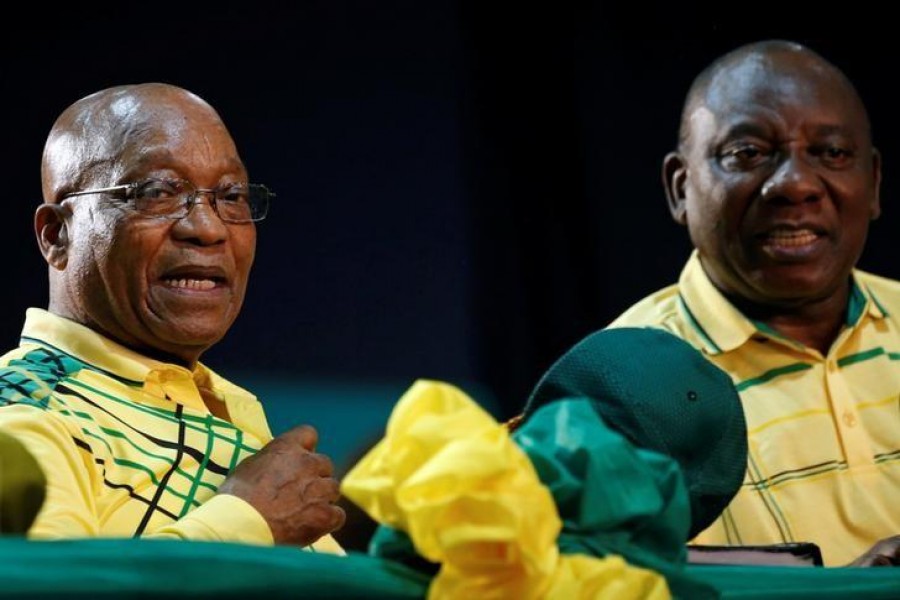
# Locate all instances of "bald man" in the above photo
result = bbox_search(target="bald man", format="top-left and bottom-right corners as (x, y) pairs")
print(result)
(0, 84), (344, 551)
(609, 41), (899, 566)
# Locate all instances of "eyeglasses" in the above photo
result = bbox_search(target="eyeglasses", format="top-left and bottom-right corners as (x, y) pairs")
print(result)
(61, 178), (273, 223)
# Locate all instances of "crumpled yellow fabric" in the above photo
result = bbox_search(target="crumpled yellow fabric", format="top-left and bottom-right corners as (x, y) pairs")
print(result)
(342, 379), (670, 599)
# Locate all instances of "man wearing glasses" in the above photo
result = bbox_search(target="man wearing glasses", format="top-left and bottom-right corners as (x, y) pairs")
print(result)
(0, 83), (345, 552)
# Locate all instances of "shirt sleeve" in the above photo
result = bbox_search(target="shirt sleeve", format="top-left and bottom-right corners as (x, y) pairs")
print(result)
(152, 494), (345, 554)
(0, 404), (101, 538)
(150, 493), (273, 544)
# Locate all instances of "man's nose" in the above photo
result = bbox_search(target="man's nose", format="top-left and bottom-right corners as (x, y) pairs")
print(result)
(760, 153), (825, 205)
(184, 191), (221, 216)
(172, 191), (228, 244)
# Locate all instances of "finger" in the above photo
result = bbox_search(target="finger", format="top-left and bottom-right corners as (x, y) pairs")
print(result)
(281, 425), (318, 451)
(294, 451), (334, 478)
(312, 453), (335, 478)
(323, 476), (341, 502)
(329, 504), (347, 533)
(303, 476), (341, 503)
(299, 503), (346, 542)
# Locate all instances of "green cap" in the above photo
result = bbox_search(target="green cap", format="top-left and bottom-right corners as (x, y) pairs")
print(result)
(522, 327), (747, 537)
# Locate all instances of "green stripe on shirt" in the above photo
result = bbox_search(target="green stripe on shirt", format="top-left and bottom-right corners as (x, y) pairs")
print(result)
(735, 362), (813, 392)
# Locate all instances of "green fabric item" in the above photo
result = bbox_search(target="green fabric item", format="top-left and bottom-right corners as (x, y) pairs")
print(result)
(2, 533), (896, 599)
(522, 327), (748, 539)
(514, 398), (719, 600)
(361, 387), (900, 599)
(365, 396), (719, 598)
(0, 538), (428, 598)
(511, 398), (900, 600)
(369, 526), (439, 576)
(686, 564), (900, 599)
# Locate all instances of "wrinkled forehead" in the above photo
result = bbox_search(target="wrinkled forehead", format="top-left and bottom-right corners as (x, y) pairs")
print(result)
(56, 94), (242, 182)
(108, 96), (244, 170)
(687, 52), (870, 145)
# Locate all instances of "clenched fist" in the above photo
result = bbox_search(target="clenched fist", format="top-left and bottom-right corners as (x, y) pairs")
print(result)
(218, 425), (346, 546)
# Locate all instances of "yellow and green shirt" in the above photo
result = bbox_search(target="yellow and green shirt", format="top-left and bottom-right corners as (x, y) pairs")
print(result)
(0, 308), (341, 554)
(609, 251), (900, 566)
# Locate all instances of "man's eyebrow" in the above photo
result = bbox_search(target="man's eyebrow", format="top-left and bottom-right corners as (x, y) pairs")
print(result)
(122, 152), (247, 179)
(717, 121), (771, 141)
(808, 124), (856, 138)
(123, 150), (178, 175)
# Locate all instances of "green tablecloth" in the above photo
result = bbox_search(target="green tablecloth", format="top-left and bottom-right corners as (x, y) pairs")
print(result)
(0, 538), (428, 599)
(0, 538), (897, 598)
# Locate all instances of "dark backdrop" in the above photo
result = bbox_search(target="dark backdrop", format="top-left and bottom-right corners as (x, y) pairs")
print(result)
(4, 2), (897, 419)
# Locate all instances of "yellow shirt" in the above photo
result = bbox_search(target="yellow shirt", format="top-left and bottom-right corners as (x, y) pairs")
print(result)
(0, 308), (341, 554)
(609, 252), (900, 566)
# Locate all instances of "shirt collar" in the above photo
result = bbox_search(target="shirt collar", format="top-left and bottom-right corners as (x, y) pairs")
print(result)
(677, 252), (755, 355)
(20, 308), (271, 441)
(677, 251), (886, 355)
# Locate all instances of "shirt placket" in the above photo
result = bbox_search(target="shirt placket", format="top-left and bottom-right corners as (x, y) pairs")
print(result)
(825, 331), (874, 468)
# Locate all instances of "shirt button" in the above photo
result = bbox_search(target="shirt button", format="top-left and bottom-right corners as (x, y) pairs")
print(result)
(842, 411), (857, 427)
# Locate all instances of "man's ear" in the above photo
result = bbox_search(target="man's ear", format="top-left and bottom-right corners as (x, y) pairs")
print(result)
(663, 151), (688, 225)
(35, 203), (70, 270)
(870, 147), (882, 221)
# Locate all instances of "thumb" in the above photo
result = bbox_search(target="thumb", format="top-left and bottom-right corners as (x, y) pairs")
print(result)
(284, 424), (319, 451)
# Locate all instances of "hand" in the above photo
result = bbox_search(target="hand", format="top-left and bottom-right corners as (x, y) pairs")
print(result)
(848, 535), (900, 567)
(218, 425), (346, 546)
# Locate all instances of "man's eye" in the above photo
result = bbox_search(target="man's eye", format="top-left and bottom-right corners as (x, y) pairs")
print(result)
(823, 146), (853, 161)
(720, 145), (768, 169)
(135, 180), (180, 200)
(729, 146), (760, 159)
(219, 186), (249, 204)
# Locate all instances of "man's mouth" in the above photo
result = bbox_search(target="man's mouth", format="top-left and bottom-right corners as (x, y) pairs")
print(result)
(755, 225), (827, 261)
(159, 265), (229, 292)
(163, 278), (220, 291)
(760, 228), (821, 247)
